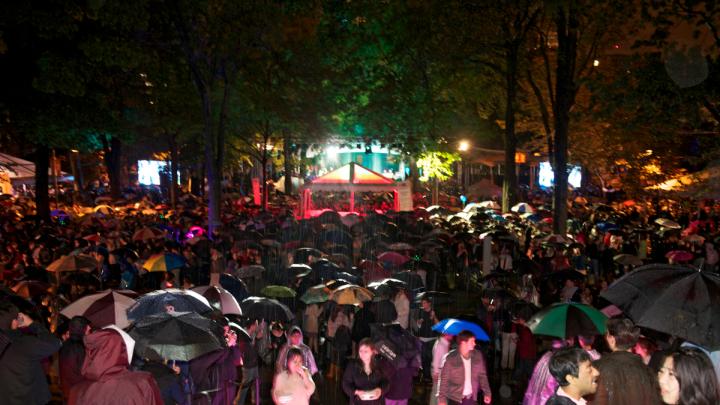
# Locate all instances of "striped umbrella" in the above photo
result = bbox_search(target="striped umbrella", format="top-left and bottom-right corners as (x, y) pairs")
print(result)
(527, 303), (608, 339)
(192, 285), (242, 315)
(47, 254), (98, 273)
(61, 289), (137, 329)
(142, 253), (186, 272)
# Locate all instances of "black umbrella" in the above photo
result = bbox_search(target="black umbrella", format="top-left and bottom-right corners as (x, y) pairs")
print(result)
(414, 291), (452, 305)
(129, 311), (225, 361)
(127, 289), (212, 322)
(219, 274), (250, 302)
(601, 264), (720, 349)
(392, 270), (424, 291)
(240, 296), (294, 323)
(293, 248), (324, 264)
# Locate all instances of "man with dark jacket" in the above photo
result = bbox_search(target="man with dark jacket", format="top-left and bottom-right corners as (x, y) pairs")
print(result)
(546, 348), (600, 405)
(588, 318), (661, 405)
(0, 301), (62, 405)
(59, 316), (91, 399)
(437, 330), (492, 405)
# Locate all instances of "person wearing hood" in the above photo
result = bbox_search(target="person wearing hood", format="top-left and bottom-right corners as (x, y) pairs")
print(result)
(59, 316), (91, 400)
(69, 328), (163, 405)
(0, 301), (62, 405)
(275, 326), (319, 376)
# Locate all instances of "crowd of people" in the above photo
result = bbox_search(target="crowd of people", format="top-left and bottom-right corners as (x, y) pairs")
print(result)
(1, 190), (720, 405)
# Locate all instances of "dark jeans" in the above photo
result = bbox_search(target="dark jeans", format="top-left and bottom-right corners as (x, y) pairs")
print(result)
(421, 339), (434, 378)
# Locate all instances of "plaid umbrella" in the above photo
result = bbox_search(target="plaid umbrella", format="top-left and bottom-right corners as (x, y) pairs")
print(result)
(61, 289), (137, 329)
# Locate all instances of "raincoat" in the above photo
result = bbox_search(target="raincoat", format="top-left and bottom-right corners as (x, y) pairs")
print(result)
(275, 326), (319, 375)
(69, 329), (163, 405)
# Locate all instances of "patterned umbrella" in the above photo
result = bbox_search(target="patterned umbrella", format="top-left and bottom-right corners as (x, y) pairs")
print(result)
(527, 303), (607, 339)
(142, 253), (186, 272)
(192, 285), (242, 315)
(61, 289), (137, 329)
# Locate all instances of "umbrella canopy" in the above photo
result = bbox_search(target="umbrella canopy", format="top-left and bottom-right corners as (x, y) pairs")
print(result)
(11, 280), (50, 299)
(47, 254), (98, 273)
(129, 311), (225, 361)
(61, 289), (137, 329)
(241, 296), (294, 322)
(330, 284), (374, 305)
(527, 303), (607, 338)
(132, 227), (164, 242)
(93, 204), (114, 216)
(191, 285), (242, 315)
(387, 242), (414, 252)
(432, 318), (489, 341)
(666, 250), (694, 263)
(613, 254), (643, 267)
(300, 284), (331, 304)
(392, 270), (425, 290)
(414, 291), (452, 305)
(595, 222), (619, 233)
(368, 278), (407, 297)
(542, 234), (571, 245)
(377, 251), (411, 266)
(655, 218), (682, 229)
(260, 285), (297, 298)
(600, 264), (720, 348)
(142, 253), (186, 272)
(127, 289), (212, 322)
(219, 274), (249, 303)
(511, 203), (534, 214)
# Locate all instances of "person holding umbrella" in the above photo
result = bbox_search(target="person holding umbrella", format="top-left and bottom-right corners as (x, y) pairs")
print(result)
(437, 330), (492, 405)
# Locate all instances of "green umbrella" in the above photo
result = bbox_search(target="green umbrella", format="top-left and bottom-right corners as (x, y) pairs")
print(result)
(260, 285), (297, 298)
(300, 284), (330, 304)
(527, 302), (607, 338)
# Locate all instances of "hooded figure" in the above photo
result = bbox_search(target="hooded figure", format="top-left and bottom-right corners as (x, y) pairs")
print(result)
(69, 328), (163, 405)
(275, 326), (319, 375)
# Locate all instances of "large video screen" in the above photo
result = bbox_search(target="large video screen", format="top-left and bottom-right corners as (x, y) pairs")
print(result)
(538, 161), (582, 188)
(138, 160), (166, 186)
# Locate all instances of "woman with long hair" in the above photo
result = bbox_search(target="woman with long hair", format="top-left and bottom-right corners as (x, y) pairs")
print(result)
(342, 338), (389, 405)
(658, 347), (720, 405)
(271, 347), (315, 405)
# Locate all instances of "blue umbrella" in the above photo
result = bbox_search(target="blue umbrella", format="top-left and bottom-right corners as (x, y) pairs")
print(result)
(595, 222), (619, 232)
(432, 318), (490, 341)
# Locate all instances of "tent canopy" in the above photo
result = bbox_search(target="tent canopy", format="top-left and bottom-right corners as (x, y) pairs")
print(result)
(299, 162), (410, 217)
(0, 152), (70, 181)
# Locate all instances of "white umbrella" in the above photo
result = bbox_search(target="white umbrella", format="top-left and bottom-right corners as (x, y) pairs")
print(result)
(655, 218), (681, 229)
(103, 325), (136, 364)
(511, 202), (535, 214)
(192, 285), (242, 315)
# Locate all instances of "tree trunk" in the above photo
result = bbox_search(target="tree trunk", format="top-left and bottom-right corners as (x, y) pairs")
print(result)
(101, 135), (123, 199)
(35, 145), (50, 221)
(261, 152), (269, 210)
(283, 132), (293, 195)
(169, 132), (179, 209)
(502, 47), (519, 212)
(552, 3), (578, 235)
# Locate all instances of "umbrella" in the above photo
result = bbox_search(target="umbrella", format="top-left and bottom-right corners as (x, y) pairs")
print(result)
(300, 284), (330, 304)
(330, 284), (374, 305)
(82, 234), (102, 243)
(574, 196), (588, 205)
(600, 264), (720, 348)
(129, 311), (225, 361)
(432, 318), (489, 341)
(192, 285), (242, 315)
(240, 297), (294, 322)
(392, 271), (425, 290)
(388, 243), (414, 252)
(595, 222), (620, 233)
(260, 285), (297, 298)
(414, 291), (452, 305)
(682, 234), (705, 245)
(142, 253), (186, 272)
(526, 303), (607, 338)
(477, 201), (501, 210)
(293, 248), (324, 264)
(47, 254), (98, 273)
(127, 289), (212, 321)
(542, 234), (571, 245)
(377, 251), (411, 266)
(219, 274), (249, 302)
(61, 289), (137, 329)
(481, 287), (516, 301)
(613, 254), (643, 267)
(666, 250), (694, 263)
(93, 204), (115, 216)
(655, 218), (682, 229)
(11, 280), (50, 299)
(132, 227), (164, 242)
(511, 203), (534, 214)
(370, 323), (422, 368)
(367, 280), (402, 298)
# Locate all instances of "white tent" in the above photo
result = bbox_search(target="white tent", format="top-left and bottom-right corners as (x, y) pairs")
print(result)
(0, 152), (72, 186)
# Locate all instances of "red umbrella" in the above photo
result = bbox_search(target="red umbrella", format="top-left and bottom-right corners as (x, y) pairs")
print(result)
(666, 250), (694, 263)
(61, 289), (137, 329)
(377, 251), (410, 266)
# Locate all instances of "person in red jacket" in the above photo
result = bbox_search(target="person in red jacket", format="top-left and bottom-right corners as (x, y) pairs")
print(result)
(69, 328), (163, 405)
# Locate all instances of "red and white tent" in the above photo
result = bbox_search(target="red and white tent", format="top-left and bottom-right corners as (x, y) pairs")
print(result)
(299, 162), (411, 218)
